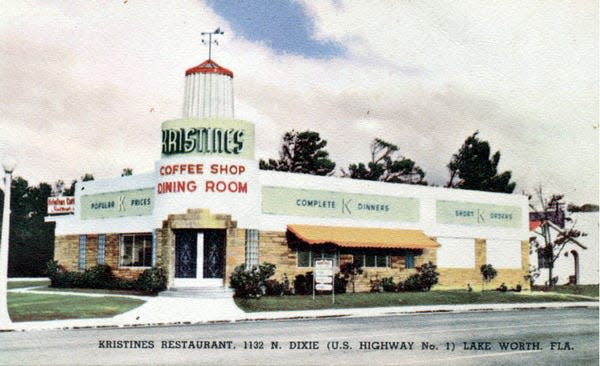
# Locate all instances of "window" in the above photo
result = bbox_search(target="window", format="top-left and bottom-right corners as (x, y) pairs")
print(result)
(245, 229), (259, 269)
(537, 248), (549, 269)
(79, 235), (86, 270)
(297, 249), (338, 267)
(353, 253), (390, 268)
(97, 234), (106, 265)
(405, 252), (415, 269)
(119, 234), (153, 267)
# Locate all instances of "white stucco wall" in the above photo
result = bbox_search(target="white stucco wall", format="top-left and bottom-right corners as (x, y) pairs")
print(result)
(436, 237), (476, 268)
(257, 170), (529, 242)
(530, 212), (599, 285)
(486, 239), (522, 269)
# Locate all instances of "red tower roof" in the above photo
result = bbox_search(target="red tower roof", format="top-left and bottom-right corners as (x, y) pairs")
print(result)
(185, 59), (233, 78)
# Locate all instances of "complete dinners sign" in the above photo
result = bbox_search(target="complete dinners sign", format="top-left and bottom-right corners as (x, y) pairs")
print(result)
(81, 188), (154, 220)
(261, 186), (419, 222)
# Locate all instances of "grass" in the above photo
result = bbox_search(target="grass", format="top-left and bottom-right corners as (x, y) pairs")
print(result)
(537, 284), (599, 298)
(7, 292), (145, 322)
(235, 290), (592, 312)
(7, 280), (50, 289)
(36, 286), (152, 296)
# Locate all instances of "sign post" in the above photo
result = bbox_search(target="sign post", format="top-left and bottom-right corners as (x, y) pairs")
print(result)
(313, 259), (335, 304)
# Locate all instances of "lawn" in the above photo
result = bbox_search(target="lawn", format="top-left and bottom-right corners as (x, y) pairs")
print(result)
(7, 280), (50, 289)
(235, 290), (592, 312)
(538, 285), (599, 298)
(7, 292), (145, 322)
(36, 286), (152, 296)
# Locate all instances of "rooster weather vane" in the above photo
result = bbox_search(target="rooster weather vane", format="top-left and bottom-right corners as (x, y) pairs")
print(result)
(201, 27), (224, 60)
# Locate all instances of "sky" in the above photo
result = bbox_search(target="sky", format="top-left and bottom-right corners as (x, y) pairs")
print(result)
(0, 1), (598, 205)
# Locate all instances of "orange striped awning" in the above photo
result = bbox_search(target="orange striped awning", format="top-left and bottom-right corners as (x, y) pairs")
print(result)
(287, 224), (439, 249)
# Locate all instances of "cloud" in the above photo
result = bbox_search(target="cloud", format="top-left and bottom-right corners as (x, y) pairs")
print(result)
(0, 1), (597, 205)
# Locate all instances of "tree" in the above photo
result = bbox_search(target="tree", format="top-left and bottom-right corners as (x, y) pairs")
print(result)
(567, 203), (599, 213)
(343, 138), (427, 185)
(340, 262), (363, 293)
(121, 168), (133, 177)
(259, 130), (336, 176)
(61, 173), (94, 196)
(0, 177), (55, 277)
(446, 131), (516, 193)
(529, 188), (586, 287)
(480, 264), (497, 291)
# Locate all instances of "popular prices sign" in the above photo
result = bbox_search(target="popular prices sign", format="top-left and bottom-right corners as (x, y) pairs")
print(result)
(47, 196), (75, 214)
(81, 188), (154, 220)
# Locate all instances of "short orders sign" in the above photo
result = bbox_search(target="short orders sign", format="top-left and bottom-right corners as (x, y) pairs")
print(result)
(47, 196), (75, 214)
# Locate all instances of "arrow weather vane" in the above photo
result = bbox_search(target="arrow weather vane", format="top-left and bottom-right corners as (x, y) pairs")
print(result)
(201, 27), (224, 60)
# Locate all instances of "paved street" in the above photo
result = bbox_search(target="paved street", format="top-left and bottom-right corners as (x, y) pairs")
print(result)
(1, 307), (597, 365)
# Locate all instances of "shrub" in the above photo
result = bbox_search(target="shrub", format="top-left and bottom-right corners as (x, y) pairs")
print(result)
(398, 261), (440, 292)
(264, 279), (284, 296)
(294, 272), (314, 295)
(334, 273), (348, 294)
(229, 262), (276, 298)
(281, 274), (293, 295)
(45, 260), (62, 287)
(45, 260), (84, 288)
(480, 264), (498, 291)
(418, 262), (439, 291)
(82, 264), (115, 288)
(496, 283), (508, 292)
(114, 278), (136, 290)
(370, 278), (382, 292)
(381, 277), (397, 292)
(399, 274), (422, 291)
(135, 267), (167, 293)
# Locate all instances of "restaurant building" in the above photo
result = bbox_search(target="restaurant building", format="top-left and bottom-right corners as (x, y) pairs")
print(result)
(47, 54), (530, 293)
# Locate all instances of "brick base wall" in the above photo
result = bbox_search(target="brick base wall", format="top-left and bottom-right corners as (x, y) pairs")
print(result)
(55, 224), (530, 292)
(54, 233), (151, 281)
(436, 239), (530, 290)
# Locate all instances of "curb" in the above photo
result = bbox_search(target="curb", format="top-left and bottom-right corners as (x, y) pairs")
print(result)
(2, 301), (597, 333)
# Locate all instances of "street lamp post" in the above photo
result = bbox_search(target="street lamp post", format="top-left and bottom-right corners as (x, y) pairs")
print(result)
(0, 158), (16, 329)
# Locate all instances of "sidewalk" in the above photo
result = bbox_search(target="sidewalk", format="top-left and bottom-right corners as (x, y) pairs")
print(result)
(4, 286), (599, 332)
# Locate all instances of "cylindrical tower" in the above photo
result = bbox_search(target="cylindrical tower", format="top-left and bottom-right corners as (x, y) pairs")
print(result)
(182, 59), (234, 119)
(154, 56), (258, 230)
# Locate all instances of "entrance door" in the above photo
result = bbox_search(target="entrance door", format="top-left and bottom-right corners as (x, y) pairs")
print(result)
(203, 230), (226, 279)
(174, 229), (225, 286)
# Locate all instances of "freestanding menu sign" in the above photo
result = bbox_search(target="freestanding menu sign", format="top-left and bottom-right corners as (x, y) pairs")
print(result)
(314, 259), (335, 304)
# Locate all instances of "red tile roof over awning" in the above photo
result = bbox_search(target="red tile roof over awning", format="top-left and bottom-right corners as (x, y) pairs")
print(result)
(287, 224), (439, 249)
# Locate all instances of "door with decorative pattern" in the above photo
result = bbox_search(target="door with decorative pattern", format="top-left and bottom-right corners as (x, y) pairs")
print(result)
(203, 230), (225, 278)
(174, 230), (197, 278)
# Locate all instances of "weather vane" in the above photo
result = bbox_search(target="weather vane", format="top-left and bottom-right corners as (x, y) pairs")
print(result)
(201, 27), (224, 60)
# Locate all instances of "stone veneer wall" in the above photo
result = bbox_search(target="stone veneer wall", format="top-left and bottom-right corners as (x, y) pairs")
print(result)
(54, 233), (154, 280)
(55, 224), (530, 291)
(436, 239), (530, 290)
(258, 230), (438, 293)
(54, 234), (80, 271)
